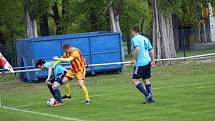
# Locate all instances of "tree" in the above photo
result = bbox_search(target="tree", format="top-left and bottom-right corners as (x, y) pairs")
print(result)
(30, 0), (55, 36)
(0, 0), (25, 42)
(149, 0), (176, 64)
(24, 0), (38, 38)
(106, 0), (122, 32)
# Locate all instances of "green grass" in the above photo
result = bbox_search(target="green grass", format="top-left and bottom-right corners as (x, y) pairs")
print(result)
(0, 62), (215, 121)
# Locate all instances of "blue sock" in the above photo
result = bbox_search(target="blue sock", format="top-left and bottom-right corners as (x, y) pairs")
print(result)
(53, 88), (62, 103)
(47, 84), (55, 98)
(145, 84), (152, 95)
(136, 83), (149, 97)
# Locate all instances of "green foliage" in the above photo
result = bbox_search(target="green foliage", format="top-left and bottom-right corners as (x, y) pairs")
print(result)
(0, 0), (25, 41)
(121, 0), (152, 36)
(158, 0), (215, 25)
(4, 0), (214, 40)
(30, 0), (55, 18)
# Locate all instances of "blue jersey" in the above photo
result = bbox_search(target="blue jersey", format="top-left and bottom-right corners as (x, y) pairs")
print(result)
(131, 35), (153, 67)
(44, 61), (66, 77)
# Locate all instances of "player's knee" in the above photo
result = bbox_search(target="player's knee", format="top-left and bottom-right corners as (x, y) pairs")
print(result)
(132, 79), (140, 86)
(78, 81), (84, 87)
(62, 77), (70, 84)
(144, 79), (150, 85)
(52, 83), (58, 89)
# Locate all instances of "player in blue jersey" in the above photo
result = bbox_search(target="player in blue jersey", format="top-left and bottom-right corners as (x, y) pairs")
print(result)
(131, 26), (155, 103)
(36, 59), (71, 106)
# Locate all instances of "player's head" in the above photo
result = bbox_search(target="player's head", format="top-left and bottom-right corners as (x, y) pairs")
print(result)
(63, 43), (72, 53)
(35, 59), (46, 70)
(131, 26), (140, 36)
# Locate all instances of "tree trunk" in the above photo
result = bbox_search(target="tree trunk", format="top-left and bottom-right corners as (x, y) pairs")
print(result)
(52, 1), (61, 35)
(24, 0), (38, 38)
(198, 25), (201, 42)
(51, 0), (68, 35)
(172, 14), (179, 50)
(39, 14), (49, 36)
(90, 7), (98, 31)
(152, 0), (176, 65)
(202, 22), (207, 43)
(109, 6), (121, 32)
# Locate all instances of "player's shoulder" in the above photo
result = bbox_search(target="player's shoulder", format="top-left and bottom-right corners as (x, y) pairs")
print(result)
(72, 48), (81, 54)
(72, 47), (80, 52)
(44, 61), (54, 68)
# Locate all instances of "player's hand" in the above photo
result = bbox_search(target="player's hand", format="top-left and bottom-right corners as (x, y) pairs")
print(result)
(53, 56), (58, 60)
(132, 59), (136, 64)
(45, 78), (51, 84)
(45, 80), (51, 85)
(151, 61), (156, 68)
(51, 65), (56, 69)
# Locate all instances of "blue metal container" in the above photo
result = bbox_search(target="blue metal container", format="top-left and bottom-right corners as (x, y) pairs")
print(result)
(16, 32), (124, 82)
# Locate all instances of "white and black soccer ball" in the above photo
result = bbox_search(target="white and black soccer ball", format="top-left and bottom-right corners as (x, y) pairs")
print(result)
(47, 98), (56, 106)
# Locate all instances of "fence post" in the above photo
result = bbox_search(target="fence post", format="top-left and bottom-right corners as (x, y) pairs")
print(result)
(182, 29), (186, 57)
(126, 35), (131, 54)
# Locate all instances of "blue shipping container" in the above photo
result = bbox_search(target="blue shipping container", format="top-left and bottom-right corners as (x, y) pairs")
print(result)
(16, 32), (124, 82)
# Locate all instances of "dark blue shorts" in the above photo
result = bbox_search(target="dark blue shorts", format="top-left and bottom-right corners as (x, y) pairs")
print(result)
(51, 71), (66, 85)
(132, 63), (151, 80)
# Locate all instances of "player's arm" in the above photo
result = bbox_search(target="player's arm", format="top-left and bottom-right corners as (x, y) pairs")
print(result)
(131, 38), (139, 64)
(149, 49), (155, 68)
(53, 56), (74, 62)
(147, 39), (155, 68)
(132, 46), (140, 64)
(45, 66), (53, 84)
(52, 56), (73, 68)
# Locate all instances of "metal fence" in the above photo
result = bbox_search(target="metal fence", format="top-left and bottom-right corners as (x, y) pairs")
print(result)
(123, 28), (215, 56)
(0, 42), (17, 66)
(1, 28), (215, 67)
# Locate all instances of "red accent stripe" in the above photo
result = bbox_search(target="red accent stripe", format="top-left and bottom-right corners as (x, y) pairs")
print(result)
(73, 59), (80, 71)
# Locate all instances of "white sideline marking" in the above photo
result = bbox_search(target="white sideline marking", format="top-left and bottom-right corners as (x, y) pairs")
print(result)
(1, 106), (84, 121)
(13, 104), (33, 108)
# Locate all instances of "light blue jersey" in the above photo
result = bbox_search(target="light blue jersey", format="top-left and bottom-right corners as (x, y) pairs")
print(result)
(131, 35), (153, 67)
(44, 61), (66, 77)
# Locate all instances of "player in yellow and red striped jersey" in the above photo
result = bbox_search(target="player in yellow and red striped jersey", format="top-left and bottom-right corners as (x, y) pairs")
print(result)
(52, 43), (90, 106)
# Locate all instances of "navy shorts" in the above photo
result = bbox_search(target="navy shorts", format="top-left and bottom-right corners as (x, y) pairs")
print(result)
(132, 63), (151, 80)
(50, 71), (66, 85)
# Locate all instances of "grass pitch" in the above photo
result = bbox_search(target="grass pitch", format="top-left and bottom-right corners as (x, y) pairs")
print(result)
(0, 62), (215, 121)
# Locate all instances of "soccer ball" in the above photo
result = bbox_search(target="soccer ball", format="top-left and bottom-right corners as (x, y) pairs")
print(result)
(47, 98), (56, 106)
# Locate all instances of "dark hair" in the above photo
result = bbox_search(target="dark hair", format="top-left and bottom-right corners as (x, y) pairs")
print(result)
(63, 43), (71, 50)
(131, 26), (140, 33)
(35, 59), (46, 68)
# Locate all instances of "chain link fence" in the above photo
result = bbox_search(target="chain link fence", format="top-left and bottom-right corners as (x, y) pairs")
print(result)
(123, 28), (215, 57)
(0, 42), (17, 66)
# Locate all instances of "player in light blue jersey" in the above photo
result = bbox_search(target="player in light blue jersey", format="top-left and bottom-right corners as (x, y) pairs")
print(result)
(36, 60), (71, 106)
(131, 26), (155, 103)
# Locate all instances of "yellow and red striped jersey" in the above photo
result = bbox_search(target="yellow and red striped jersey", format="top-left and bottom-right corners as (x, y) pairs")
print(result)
(63, 48), (86, 73)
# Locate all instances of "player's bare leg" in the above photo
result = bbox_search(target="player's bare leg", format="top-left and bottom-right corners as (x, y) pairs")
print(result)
(78, 79), (90, 104)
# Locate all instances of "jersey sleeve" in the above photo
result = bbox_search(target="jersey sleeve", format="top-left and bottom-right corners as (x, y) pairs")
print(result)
(131, 37), (139, 49)
(44, 62), (51, 69)
(71, 50), (80, 58)
(146, 38), (153, 50)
